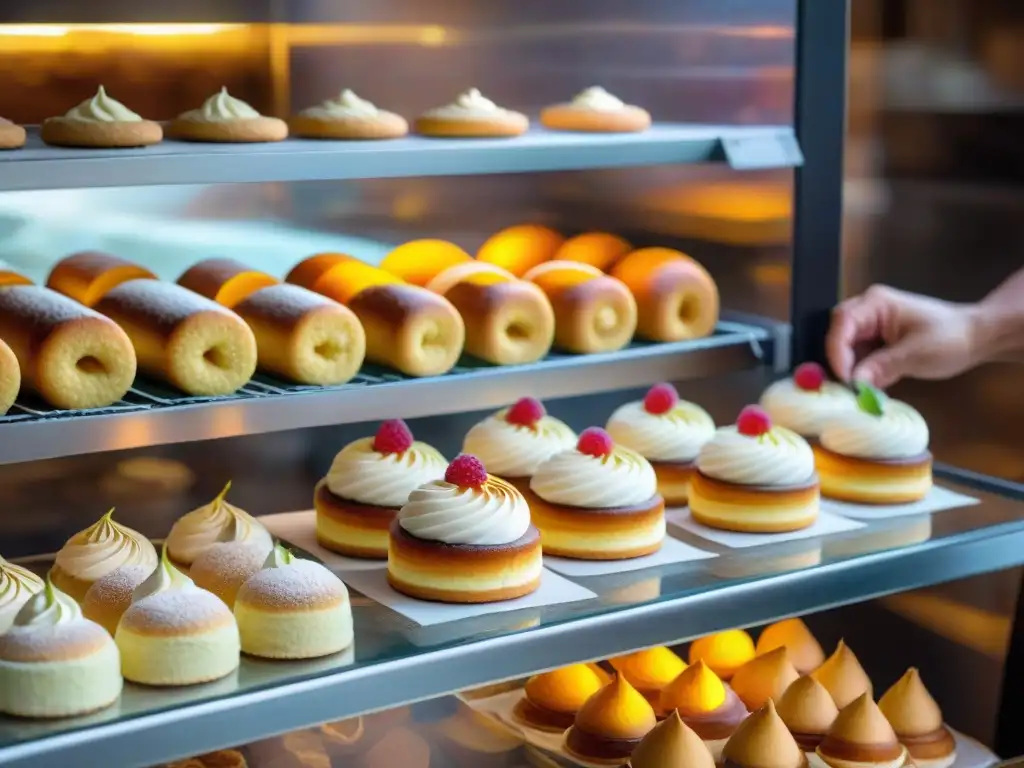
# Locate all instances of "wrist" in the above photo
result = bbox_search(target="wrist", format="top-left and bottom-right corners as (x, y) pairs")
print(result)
(969, 299), (1024, 365)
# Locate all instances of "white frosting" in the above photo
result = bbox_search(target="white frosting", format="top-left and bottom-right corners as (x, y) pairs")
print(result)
(54, 511), (158, 584)
(606, 400), (715, 462)
(819, 399), (929, 460)
(425, 88), (512, 118)
(63, 86), (143, 122)
(570, 86), (626, 111)
(462, 411), (577, 478)
(397, 477), (531, 545)
(302, 89), (380, 119)
(263, 544), (294, 569)
(179, 87), (262, 122)
(133, 550), (196, 603)
(14, 581), (81, 627)
(325, 436), (447, 508)
(165, 485), (272, 565)
(760, 379), (858, 438)
(697, 425), (815, 486)
(530, 445), (658, 508)
(0, 557), (44, 632)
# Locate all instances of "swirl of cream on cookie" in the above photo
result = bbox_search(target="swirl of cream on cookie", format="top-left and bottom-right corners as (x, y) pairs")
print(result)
(570, 86), (626, 111)
(326, 436), (447, 507)
(697, 425), (815, 486)
(606, 400), (715, 462)
(181, 87), (262, 122)
(64, 86), (143, 122)
(463, 410), (577, 478)
(425, 88), (512, 118)
(302, 89), (380, 119)
(819, 399), (929, 460)
(398, 476), (530, 545)
(530, 444), (658, 508)
(760, 379), (857, 438)
(54, 510), (158, 584)
(0, 557), (44, 632)
(165, 482), (272, 566)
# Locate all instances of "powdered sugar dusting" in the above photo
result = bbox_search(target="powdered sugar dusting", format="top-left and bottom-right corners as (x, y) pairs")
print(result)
(83, 564), (154, 608)
(120, 587), (234, 635)
(237, 559), (348, 610)
(0, 619), (112, 663)
(190, 541), (272, 604)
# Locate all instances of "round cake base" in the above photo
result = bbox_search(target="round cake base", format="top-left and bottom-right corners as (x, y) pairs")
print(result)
(688, 471), (819, 533)
(314, 480), (396, 559)
(813, 446), (932, 504)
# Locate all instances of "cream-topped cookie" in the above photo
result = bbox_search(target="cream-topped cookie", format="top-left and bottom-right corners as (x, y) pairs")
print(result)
(41, 86), (163, 148)
(541, 86), (652, 133)
(0, 117), (27, 150)
(415, 89), (528, 138)
(170, 87), (288, 143)
(291, 89), (408, 140)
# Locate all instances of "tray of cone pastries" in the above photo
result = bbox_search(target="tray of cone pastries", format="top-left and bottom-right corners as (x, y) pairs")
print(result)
(462, 620), (998, 768)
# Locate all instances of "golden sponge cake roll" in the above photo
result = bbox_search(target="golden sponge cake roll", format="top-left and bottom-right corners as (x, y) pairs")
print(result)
(47, 251), (157, 308)
(0, 338), (20, 415)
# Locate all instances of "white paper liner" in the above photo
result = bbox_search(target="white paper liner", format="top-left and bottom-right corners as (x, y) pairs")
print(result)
(667, 508), (864, 549)
(543, 535), (716, 577)
(259, 510), (385, 572)
(821, 485), (979, 520)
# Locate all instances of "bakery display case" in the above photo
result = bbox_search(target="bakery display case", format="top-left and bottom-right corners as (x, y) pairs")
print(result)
(0, 1), (1023, 767)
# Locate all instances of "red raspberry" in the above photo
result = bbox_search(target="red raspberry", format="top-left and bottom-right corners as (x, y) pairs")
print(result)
(643, 383), (679, 415)
(505, 397), (546, 427)
(793, 362), (826, 391)
(577, 427), (614, 458)
(372, 419), (414, 454)
(736, 405), (772, 437)
(445, 454), (488, 488)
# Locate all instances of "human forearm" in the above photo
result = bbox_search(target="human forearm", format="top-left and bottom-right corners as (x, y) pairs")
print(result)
(971, 267), (1024, 364)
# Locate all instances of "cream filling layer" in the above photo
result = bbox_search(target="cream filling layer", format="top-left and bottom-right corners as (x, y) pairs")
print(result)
(539, 516), (665, 554)
(0, 641), (121, 716)
(387, 556), (541, 592)
(116, 623), (239, 685)
(235, 602), (353, 659)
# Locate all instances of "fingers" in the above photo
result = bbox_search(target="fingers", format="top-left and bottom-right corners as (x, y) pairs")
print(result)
(852, 346), (909, 389)
(827, 295), (879, 381)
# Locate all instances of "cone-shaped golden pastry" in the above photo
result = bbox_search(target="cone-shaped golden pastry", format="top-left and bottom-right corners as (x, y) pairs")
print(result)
(436, 702), (524, 768)
(722, 699), (807, 768)
(756, 619), (826, 675)
(878, 669), (956, 768)
(658, 661), (748, 760)
(776, 675), (839, 752)
(811, 641), (873, 709)
(609, 647), (688, 706)
(817, 693), (908, 768)
(629, 711), (716, 768)
(730, 647), (800, 711)
(688, 629), (756, 680)
(514, 663), (606, 732)
(565, 675), (657, 764)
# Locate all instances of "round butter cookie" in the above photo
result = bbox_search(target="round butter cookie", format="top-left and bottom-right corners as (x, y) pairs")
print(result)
(41, 86), (162, 148)
(541, 86), (651, 133)
(0, 118), (26, 150)
(170, 87), (288, 143)
(415, 89), (528, 138)
(291, 89), (408, 140)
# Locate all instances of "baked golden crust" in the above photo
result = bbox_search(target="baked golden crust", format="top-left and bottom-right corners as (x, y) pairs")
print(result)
(289, 111), (408, 140)
(0, 337), (20, 415)
(169, 116), (288, 143)
(530, 271), (638, 354)
(650, 459), (697, 506)
(0, 119), (27, 150)
(814, 446), (932, 504)
(48, 251), (157, 308)
(414, 113), (528, 138)
(540, 104), (651, 133)
(688, 471), (819, 533)
(442, 279), (555, 365)
(315, 480), (395, 559)
(387, 522), (542, 603)
(40, 118), (163, 148)
(524, 489), (666, 560)
(177, 258), (278, 309)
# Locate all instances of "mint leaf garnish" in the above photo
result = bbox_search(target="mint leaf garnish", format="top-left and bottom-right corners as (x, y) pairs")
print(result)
(854, 381), (885, 416)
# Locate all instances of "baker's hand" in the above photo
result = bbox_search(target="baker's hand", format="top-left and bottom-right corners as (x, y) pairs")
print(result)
(827, 285), (980, 388)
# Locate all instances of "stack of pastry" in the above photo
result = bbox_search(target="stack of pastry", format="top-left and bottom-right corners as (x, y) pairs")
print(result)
(760, 363), (857, 441)
(528, 427), (665, 560)
(165, 482), (273, 570)
(816, 385), (933, 504)
(879, 669), (957, 768)
(286, 253), (465, 377)
(387, 454), (543, 603)
(48, 251), (258, 396)
(564, 675), (657, 765)
(462, 397), (576, 493)
(688, 629), (756, 681)
(513, 664), (607, 733)
(381, 239), (555, 365)
(689, 405), (820, 533)
(609, 646), (688, 707)
(315, 419), (447, 559)
(606, 383), (716, 505)
(178, 258), (366, 385)
(658, 661), (748, 760)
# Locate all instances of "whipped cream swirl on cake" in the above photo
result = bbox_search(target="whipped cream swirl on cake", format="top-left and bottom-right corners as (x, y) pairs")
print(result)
(0, 557), (43, 632)
(606, 400), (715, 462)
(398, 476), (531, 545)
(54, 511), (158, 583)
(760, 379), (857, 438)
(165, 483), (272, 565)
(326, 436), (447, 507)
(698, 425), (815, 486)
(463, 407), (576, 477)
(819, 399), (929, 460)
(531, 444), (658, 508)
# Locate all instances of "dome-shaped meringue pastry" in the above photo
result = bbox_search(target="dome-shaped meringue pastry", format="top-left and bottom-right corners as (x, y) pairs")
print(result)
(165, 482), (272, 567)
(0, 555), (43, 632)
(722, 700), (808, 768)
(610, 646), (688, 705)
(51, 508), (158, 602)
(811, 641), (873, 709)
(659, 660), (748, 760)
(234, 544), (353, 659)
(82, 563), (155, 636)
(689, 629), (756, 680)
(565, 675), (657, 764)
(514, 663), (606, 732)
(730, 647), (800, 711)
(629, 711), (716, 768)
(116, 545), (239, 686)
(0, 578), (121, 718)
(189, 540), (274, 608)
(776, 675), (839, 752)
(756, 618), (826, 675)
(817, 693), (908, 768)
(878, 669), (956, 768)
